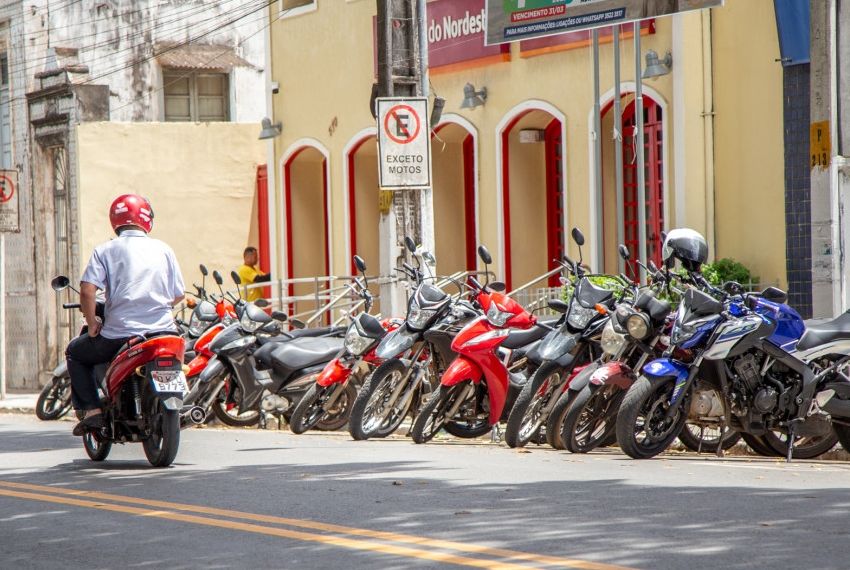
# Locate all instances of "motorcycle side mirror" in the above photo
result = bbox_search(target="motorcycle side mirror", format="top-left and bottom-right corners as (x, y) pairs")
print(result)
(353, 255), (367, 274)
(271, 310), (288, 322)
(254, 298), (269, 308)
(477, 245), (492, 265)
(199, 264), (208, 277)
(422, 251), (436, 265)
(489, 281), (506, 293)
(231, 271), (242, 286)
(50, 275), (70, 291)
(289, 318), (306, 330)
(618, 244), (630, 261)
(571, 227), (585, 247)
(404, 236), (417, 254)
(212, 271), (224, 286)
(761, 287), (788, 304)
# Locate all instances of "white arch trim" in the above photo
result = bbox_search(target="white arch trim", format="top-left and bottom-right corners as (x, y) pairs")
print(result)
(342, 127), (378, 273)
(434, 113), (481, 273)
(586, 83), (670, 270)
(495, 99), (569, 286)
(279, 137), (334, 282)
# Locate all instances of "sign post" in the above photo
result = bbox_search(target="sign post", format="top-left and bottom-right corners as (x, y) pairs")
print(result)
(376, 97), (432, 190)
(0, 169), (19, 400)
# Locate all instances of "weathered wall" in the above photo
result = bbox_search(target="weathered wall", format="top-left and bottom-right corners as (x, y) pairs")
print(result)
(432, 131), (468, 276)
(75, 122), (265, 289)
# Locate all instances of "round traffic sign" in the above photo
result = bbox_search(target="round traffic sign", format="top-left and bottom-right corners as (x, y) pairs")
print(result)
(383, 104), (421, 145)
(0, 174), (14, 203)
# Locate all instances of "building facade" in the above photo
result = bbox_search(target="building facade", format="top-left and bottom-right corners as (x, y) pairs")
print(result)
(265, 0), (790, 308)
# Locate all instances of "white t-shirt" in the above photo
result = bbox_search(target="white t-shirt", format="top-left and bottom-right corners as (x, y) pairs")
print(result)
(80, 229), (185, 339)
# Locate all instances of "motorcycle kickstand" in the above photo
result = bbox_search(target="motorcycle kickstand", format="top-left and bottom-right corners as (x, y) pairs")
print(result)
(258, 412), (267, 430)
(715, 425), (726, 458)
(697, 426), (704, 454)
(490, 424), (502, 443)
(785, 422), (797, 463)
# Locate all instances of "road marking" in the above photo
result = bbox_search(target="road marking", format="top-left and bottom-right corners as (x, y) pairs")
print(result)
(0, 481), (633, 570)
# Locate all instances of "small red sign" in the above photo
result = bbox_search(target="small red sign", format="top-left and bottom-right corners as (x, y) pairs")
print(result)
(383, 105), (421, 145)
(0, 175), (14, 203)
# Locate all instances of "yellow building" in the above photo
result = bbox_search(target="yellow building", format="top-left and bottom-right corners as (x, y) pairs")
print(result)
(265, 0), (786, 296)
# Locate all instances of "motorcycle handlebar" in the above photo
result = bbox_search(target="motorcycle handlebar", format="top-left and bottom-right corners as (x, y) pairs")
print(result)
(62, 303), (81, 310)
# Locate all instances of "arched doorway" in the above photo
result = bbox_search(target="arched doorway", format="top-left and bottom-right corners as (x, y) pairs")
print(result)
(498, 103), (567, 290)
(599, 93), (666, 278)
(281, 141), (331, 309)
(344, 130), (380, 275)
(432, 117), (477, 275)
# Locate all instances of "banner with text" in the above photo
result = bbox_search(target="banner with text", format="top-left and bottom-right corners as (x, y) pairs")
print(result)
(485, 0), (722, 45)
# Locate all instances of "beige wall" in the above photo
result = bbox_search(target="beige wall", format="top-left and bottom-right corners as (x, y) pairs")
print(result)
(76, 122), (265, 289)
(269, 0), (786, 288)
(432, 125), (469, 275)
(712, 0), (786, 288)
(352, 144), (381, 272)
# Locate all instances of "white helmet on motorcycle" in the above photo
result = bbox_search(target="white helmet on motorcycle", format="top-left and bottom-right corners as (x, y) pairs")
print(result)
(662, 228), (708, 272)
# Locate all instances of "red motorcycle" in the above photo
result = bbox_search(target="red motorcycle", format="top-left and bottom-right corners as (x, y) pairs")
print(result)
(289, 256), (401, 434)
(53, 275), (197, 467)
(410, 247), (540, 443)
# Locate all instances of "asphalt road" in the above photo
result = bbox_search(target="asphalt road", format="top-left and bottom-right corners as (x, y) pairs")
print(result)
(1, 414), (849, 570)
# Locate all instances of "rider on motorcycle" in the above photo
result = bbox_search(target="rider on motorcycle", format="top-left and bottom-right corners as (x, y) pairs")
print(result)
(67, 194), (185, 436)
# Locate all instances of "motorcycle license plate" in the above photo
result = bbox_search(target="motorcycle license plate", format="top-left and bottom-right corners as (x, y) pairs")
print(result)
(151, 370), (189, 394)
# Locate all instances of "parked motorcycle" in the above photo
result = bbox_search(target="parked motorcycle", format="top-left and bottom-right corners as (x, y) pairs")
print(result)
(410, 246), (552, 443)
(52, 275), (201, 467)
(35, 365), (73, 421)
(615, 228), (850, 461)
(289, 255), (400, 434)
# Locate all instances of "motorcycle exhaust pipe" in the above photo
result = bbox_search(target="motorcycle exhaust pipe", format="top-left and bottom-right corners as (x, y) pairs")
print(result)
(181, 405), (207, 425)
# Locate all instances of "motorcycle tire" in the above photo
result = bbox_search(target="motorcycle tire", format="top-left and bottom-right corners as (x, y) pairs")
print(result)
(562, 384), (625, 454)
(615, 376), (688, 460)
(36, 377), (73, 421)
(677, 424), (741, 454)
(143, 399), (181, 468)
(740, 432), (778, 457)
(83, 430), (111, 462)
(291, 382), (357, 434)
(411, 383), (472, 444)
(760, 429), (838, 459)
(545, 388), (576, 450)
(211, 377), (260, 427)
(833, 424), (850, 454)
(444, 417), (490, 439)
(505, 361), (563, 448)
(348, 359), (413, 441)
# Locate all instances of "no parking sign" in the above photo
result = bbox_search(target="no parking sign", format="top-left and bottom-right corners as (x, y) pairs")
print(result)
(0, 170), (18, 233)
(376, 97), (432, 190)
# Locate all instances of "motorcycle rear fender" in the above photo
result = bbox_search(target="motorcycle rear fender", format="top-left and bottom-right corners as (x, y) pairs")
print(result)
(317, 358), (352, 387)
(161, 396), (183, 411)
(564, 362), (601, 393)
(185, 354), (209, 378)
(590, 361), (637, 390)
(51, 361), (68, 379)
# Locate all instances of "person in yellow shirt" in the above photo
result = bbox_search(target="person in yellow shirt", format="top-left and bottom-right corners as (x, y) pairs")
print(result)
(236, 246), (270, 302)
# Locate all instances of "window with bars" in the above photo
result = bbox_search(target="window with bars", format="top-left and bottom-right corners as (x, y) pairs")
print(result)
(163, 71), (229, 122)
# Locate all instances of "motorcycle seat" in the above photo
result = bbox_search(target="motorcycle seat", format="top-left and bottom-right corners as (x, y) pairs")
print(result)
(254, 336), (343, 376)
(255, 326), (346, 346)
(797, 311), (850, 351)
(117, 330), (181, 355)
(502, 324), (550, 350)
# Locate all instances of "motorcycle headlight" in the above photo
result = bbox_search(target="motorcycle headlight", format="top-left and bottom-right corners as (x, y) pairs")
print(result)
(626, 313), (651, 340)
(239, 310), (262, 333)
(601, 321), (628, 356)
(486, 302), (512, 327)
(567, 299), (597, 329)
(344, 323), (373, 356)
(408, 302), (438, 329)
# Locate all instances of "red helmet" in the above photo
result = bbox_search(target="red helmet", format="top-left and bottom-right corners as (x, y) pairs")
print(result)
(109, 194), (154, 234)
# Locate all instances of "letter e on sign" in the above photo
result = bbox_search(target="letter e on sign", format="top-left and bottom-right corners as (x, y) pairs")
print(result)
(376, 97), (432, 189)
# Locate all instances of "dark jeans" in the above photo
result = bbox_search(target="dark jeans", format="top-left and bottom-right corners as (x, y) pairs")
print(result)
(66, 334), (128, 411)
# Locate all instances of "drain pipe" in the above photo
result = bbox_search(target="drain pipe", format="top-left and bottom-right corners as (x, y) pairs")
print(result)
(701, 9), (717, 259)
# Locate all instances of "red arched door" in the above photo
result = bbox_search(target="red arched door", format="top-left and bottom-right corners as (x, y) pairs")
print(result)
(622, 98), (664, 277)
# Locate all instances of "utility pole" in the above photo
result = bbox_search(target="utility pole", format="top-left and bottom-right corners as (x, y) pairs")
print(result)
(375, 0), (434, 314)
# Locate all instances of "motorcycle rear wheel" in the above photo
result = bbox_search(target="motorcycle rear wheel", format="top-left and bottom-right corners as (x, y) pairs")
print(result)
(348, 359), (413, 440)
(83, 430), (111, 462)
(615, 376), (687, 460)
(740, 432), (777, 456)
(505, 361), (563, 448)
(562, 384), (624, 454)
(545, 388), (576, 450)
(760, 429), (837, 459)
(36, 377), (73, 421)
(677, 424), (741, 454)
(143, 399), (181, 467)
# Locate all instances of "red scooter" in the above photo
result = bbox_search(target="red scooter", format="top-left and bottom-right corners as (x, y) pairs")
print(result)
(53, 275), (197, 467)
(410, 246), (540, 443)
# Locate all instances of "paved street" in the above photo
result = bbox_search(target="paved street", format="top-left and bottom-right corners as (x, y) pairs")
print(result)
(1, 414), (849, 570)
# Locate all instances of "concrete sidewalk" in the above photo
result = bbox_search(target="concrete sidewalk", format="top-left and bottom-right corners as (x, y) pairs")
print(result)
(0, 392), (39, 414)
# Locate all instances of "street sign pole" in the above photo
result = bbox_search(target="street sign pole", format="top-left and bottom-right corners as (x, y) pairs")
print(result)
(592, 29), (603, 272)
(635, 20), (647, 283)
(613, 27), (625, 276)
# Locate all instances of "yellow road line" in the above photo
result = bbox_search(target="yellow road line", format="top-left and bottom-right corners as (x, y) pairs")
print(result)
(0, 480), (632, 570)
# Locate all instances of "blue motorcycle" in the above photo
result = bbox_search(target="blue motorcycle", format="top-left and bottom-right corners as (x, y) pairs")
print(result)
(615, 229), (850, 460)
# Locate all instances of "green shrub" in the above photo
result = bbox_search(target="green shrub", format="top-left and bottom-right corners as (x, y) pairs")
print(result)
(702, 258), (757, 287)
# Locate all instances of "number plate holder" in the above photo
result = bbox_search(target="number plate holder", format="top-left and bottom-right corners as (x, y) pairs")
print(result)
(151, 370), (189, 394)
